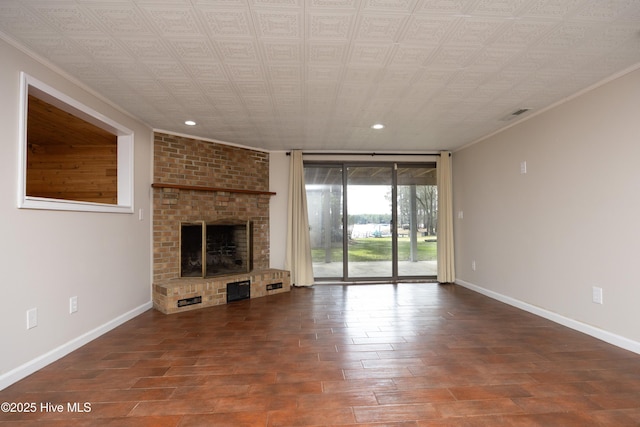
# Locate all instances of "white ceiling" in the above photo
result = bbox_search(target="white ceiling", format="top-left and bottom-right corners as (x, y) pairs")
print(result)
(1, 0), (640, 152)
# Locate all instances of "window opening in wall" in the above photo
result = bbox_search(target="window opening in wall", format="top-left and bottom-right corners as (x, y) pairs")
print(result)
(18, 72), (134, 213)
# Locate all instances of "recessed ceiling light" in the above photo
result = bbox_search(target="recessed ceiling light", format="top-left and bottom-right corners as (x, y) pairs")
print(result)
(371, 123), (385, 130)
(185, 120), (196, 126)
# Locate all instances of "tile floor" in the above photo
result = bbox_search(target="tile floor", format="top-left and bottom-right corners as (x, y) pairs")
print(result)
(1, 283), (640, 426)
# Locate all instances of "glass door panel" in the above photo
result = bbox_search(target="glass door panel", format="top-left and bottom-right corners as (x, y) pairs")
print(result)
(396, 165), (438, 277)
(346, 166), (393, 279)
(305, 166), (344, 279)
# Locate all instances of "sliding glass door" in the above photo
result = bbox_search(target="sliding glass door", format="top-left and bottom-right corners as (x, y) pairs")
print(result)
(396, 165), (438, 277)
(305, 161), (437, 281)
(346, 165), (393, 279)
(305, 165), (343, 279)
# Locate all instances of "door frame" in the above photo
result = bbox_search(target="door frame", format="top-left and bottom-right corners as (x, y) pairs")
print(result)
(305, 160), (437, 282)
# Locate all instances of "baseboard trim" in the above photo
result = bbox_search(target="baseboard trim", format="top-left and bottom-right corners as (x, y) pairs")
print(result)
(0, 301), (152, 391)
(455, 279), (640, 355)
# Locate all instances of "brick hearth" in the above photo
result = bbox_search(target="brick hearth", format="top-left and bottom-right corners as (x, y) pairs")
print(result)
(152, 132), (289, 314)
(153, 269), (290, 314)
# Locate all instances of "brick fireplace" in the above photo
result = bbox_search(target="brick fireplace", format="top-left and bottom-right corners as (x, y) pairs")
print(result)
(152, 132), (290, 314)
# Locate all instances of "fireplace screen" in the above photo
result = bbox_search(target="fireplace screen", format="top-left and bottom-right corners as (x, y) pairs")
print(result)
(180, 220), (253, 278)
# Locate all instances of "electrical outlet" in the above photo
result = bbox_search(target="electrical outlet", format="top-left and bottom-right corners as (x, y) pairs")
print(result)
(70, 296), (78, 314)
(592, 286), (603, 304)
(27, 308), (37, 329)
(457, 211), (464, 219)
(471, 260), (476, 271)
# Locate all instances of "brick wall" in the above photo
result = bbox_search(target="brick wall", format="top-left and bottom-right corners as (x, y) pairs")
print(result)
(153, 132), (271, 283)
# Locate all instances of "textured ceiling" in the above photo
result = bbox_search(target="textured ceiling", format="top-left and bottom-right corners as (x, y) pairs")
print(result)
(1, 0), (640, 152)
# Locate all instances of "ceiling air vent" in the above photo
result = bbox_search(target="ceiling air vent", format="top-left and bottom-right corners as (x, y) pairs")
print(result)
(500, 108), (531, 121)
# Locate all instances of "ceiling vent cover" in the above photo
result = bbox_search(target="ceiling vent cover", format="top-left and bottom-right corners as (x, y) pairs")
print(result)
(501, 108), (531, 121)
(512, 108), (530, 116)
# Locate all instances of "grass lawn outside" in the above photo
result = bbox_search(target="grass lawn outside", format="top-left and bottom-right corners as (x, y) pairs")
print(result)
(312, 236), (437, 263)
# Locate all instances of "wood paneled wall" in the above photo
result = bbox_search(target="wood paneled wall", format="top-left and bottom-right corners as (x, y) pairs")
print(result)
(26, 94), (118, 204)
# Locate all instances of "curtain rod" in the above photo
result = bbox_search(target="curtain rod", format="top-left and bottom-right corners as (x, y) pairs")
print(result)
(285, 151), (449, 156)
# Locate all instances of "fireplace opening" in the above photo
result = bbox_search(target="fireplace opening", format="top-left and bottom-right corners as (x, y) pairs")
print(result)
(180, 223), (203, 277)
(180, 220), (253, 278)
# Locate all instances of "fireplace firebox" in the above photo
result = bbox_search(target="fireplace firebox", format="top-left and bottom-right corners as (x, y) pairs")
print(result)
(180, 220), (253, 278)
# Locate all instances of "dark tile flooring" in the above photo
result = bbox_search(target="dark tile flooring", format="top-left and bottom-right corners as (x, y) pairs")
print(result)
(1, 283), (640, 426)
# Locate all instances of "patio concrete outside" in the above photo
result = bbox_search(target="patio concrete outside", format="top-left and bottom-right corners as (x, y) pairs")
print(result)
(312, 260), (437, 279)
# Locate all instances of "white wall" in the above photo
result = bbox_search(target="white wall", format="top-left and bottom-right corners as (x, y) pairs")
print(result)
(269, 151), (290, 270)
(453, 66), (640, 351)
(0, 38), (153, 389)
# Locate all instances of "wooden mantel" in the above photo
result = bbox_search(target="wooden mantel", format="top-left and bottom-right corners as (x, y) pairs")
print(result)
(152, 183), (276, 196)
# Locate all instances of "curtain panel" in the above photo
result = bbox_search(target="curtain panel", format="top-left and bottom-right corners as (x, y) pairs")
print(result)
(285, 151), (315, 287)
(437, 151), (455, 283)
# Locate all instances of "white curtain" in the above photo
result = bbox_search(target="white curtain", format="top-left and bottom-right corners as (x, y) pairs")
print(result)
(437, 151), (455, 283)
(285, 150), (314, 287)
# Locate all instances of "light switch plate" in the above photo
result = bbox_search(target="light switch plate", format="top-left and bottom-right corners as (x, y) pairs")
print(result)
(520, 161), (527, 174)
